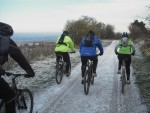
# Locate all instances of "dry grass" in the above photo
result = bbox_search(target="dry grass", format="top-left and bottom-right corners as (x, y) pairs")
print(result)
(3, 42), (55, 69)
(132, 57), (150, 112)
(132, 37), (150, 112)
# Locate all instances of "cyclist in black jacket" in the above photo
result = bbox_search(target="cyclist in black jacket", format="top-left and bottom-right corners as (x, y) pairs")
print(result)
(0, 22), (35, 113)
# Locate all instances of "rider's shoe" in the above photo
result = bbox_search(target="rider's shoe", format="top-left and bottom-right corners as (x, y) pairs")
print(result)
(93, 72), (97, 77)
(126, 80), (131, 84)
(66, 72), (70, 77)
(81, 78), (84, 84)
(117, 70), (121, 74)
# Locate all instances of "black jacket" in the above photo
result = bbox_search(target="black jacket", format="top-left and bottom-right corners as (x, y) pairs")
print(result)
(0, 39), (35, 76)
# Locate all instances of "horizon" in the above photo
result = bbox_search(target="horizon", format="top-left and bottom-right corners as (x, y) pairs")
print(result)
(1, 0), (149, 33)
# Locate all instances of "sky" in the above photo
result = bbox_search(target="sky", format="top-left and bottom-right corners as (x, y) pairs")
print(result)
(0, 0), (149, 33)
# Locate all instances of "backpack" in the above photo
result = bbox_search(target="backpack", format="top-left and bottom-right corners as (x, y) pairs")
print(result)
(83, 34), (94, 47)
(120, 37), (129, 47)
(0, 35), (10, 55)
(0, 22), (12, 55)
(56, 34), (67, 46)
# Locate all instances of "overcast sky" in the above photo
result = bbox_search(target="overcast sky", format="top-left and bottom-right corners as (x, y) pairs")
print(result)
(0, 0), (149, 33)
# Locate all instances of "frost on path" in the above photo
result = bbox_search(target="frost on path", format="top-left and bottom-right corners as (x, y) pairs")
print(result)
(2, 41), (147, 113)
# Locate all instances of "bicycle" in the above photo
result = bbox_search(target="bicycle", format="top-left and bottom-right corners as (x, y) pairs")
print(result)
(55, 54), (71, 84)
(0, 72), (33, 113)
(121, 59), (127, 94)
(84, 55), (99, 95)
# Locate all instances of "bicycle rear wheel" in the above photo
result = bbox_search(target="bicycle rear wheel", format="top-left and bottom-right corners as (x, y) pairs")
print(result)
(121, 69), (126, 94)
(16, 88), (33, 113)
(55, 63), (63, 84)
(91, 75), (94, 85)
(84, 70), (90, 95)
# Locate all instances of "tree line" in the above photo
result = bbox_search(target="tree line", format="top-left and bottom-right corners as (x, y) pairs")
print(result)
(63, 6), (150, 45)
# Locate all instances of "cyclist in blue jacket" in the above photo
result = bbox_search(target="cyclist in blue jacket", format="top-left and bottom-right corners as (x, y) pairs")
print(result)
(79, 30), (104, 84)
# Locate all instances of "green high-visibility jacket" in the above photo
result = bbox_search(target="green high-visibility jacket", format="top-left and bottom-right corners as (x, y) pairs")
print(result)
(118, 39), (132, 54)
(114, 38), (135, 55)
(55, 36), (75, 52)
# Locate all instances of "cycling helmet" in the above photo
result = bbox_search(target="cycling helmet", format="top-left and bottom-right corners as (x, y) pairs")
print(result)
(0, 22), (13, 36)
(88, 30), (95, 36)
(125, 32), (128, 37)
(63, 31), (69, 36)
(122, 32), (126, 37)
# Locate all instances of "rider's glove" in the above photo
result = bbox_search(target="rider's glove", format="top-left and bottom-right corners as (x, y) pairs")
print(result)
(99, 52), (103, 56)
(131, 52), (135, 56)
(0, 69), (5, 75)
(26, 70), (35, 78)
(71, 51), (75, 53)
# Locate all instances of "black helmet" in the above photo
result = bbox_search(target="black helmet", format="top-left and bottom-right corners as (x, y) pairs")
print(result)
(88, 30), (95, 36)
(63, 31), (69, 36)
(0, 22), (13, 36)
(122, 32), (128, 38)
(87, 30), (95, 38)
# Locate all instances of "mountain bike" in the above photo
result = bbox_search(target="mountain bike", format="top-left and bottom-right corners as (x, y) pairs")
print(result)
(0, 72), (33, 113)
(55, 54), (71, 84)
(121, 59), (127, 94)
(84, 55), (99, 95)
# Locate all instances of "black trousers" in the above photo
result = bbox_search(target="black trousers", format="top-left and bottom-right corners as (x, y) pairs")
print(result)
(0, 77), (16, 113)
(81, 56), (98, 78)
(55, 52), (71, 73)
(117, 54), (131, 80)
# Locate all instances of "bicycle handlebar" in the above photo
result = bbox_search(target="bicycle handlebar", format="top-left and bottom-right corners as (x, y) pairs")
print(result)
(5, 72), (29, 77)
(69, 51), (75, 53)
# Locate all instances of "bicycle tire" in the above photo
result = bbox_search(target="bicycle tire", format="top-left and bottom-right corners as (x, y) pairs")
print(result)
(55, 63), (63, 84)
(121, 69), (126, 94)
(91, 75), (94, 85)
(84, 70), (90, 95)
(16, 88), (33, 113)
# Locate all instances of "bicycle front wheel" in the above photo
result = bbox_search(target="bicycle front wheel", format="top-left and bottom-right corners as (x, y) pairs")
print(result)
(84, 70), (90, 95)
(16, 88), (33, 113)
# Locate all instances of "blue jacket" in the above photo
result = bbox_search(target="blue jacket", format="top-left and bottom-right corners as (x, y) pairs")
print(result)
(79, 36), (104, 56)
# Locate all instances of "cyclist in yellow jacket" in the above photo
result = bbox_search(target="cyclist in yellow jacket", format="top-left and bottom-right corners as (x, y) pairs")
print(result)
(55, 31), (75, 76)
(114, 32), (135, 84)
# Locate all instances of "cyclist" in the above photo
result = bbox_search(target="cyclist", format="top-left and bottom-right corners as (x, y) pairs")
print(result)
(0, 22), (35, 113)
(79, 30), (104, 84)
(114, 32), (135, 84)
(55, 31), (75, 77)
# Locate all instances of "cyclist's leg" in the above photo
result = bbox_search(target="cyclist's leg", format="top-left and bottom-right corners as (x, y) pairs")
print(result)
(125, 55), (131, 80)
(118, 54), (122, 71)
(62, 52), (70, 73)
(0, 78), (16, 113)
(81, 56), (88, 78)
(55, 52), (62, 63)
(90, 56), (98, 74)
